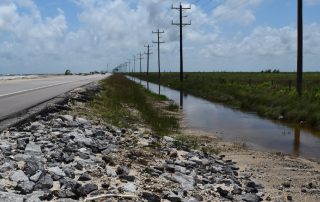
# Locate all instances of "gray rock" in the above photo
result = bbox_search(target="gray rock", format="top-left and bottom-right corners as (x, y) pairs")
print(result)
(116, 166), (129, 175)
(0, 143), (12, 153)
(164, 163), (176, 173)
(76, 118), (90, 126)
(34, 174), (53, 190)
(27, 190), (50, 202)
(166, 192), (182, 202)
(78, 173), (91, 181)
(59, 115), (74, 122)
(242, 194), (262, 202)
(163, 172), (195, 191)
(10, 170), (29, 182)
(141, 192), (161, 202)
(77, 183), (98, 196)
(17, 138), (28, 150)
(106, 166), (117, 177)
(193, 194), (204, 201)
(48, 166), (66, 177)
(0, 159), (17, 172)
(24, 158), (43, 176)
(247, 181), (256, 188)
(59, 178), (81, 194)
(16, 180), (35, 194)
(120, 175), (135, 182)
(123, 182), (136, 193)
(25, 142), (42, 155)
(0, 191), (25, 202)
(14, 154), (32, 161)
(63, 153), (74, 164)
(30, 171), (43, 182)
(62, 168), (75, 179)
(53, 189), (76, 198)
(163, 136), (175, 143)
(29, 122), (45, 131)
(74, 162), (83, 170)
(217, 187), (229, 197)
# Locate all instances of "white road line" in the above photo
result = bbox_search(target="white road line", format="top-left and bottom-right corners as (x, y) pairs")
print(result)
(0, 80), (77, 98)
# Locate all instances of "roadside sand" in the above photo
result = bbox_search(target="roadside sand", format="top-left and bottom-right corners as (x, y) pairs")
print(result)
(182, 128), (320, 202)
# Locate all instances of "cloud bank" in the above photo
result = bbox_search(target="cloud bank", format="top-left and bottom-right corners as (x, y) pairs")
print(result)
(0, 0), (319, 74)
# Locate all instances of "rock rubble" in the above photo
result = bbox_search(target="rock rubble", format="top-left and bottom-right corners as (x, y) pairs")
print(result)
(0, 103), (266, 201)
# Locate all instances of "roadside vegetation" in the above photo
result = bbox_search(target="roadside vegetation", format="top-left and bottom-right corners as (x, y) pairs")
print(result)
(130, 72), (320, 129)
(88, 74), (179, 136)
(72, 74), (223, 155)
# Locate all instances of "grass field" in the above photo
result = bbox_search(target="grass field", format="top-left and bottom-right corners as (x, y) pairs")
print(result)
(129, 72), (320, 129)
(89, 74), (179, 135)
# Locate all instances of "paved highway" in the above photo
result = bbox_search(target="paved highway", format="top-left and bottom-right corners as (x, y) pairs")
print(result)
(0, 74), (109, 121)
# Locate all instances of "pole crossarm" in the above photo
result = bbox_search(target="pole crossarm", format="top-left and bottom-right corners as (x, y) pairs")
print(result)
(152, 29), (166, 78)
(171, 2), (191, 82)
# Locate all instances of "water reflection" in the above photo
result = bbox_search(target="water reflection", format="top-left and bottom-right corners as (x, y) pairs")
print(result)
(180, 90), (183, 109)
(128, 76), (320, 159)
(293, 127), (301, 156)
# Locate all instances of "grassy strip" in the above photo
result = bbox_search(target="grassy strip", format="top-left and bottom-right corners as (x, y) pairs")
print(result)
(89, 74), (179, 135)
(130, 72), (320, 129)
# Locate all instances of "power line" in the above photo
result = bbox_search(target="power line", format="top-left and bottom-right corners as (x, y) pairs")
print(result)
(152, 29), (165, 78)
(172, 2), (191, 82)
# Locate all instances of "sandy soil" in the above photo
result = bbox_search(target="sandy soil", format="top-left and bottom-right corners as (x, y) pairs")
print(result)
(182, 128), (320, 202)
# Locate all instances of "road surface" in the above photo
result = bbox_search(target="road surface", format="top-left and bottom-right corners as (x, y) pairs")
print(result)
(0, 74), (109, 121)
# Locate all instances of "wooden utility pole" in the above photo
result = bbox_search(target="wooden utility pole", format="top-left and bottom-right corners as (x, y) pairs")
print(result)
(133, 55), (136, 73)
(128, 59), (131, 73)
(297, 0), (303, 96)
(172, 2), (191, 82)
(152, 29), (165, 78)
(138, 52), (144, 73)
(144, 44), (153, 76)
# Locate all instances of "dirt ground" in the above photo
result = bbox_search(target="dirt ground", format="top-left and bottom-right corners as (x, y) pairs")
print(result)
(182, 128), (320, 202)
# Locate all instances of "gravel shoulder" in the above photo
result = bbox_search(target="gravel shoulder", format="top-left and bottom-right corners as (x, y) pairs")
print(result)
(0, 82), (264, 202)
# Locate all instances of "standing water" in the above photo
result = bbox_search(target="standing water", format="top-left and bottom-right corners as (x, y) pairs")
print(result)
(129, 77), (320, 160)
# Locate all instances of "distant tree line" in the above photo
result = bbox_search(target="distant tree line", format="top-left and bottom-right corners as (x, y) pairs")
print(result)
(261, 69), (280, 73)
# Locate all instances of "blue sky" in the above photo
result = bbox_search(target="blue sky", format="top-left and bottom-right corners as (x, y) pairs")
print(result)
(0, 0), (320, 74)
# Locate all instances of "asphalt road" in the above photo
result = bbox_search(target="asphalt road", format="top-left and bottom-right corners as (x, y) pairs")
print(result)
(0, 74), (109, 121)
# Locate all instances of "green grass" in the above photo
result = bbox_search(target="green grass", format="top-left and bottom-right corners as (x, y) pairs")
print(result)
(129, 72), (320, 129)
(89, 74), (179, 136)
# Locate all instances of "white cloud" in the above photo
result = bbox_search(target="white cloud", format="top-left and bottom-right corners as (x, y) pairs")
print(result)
(0, 3), (19, 31)
(306, 0), (320, 6)
(0, 0), (319, 73)
(212, 0), (262, 25)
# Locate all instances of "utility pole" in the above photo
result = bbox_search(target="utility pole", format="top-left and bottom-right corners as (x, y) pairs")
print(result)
(152, 29), (165, 78)
(297, 0), (303, 96)
(172, 2), (191, 82)
(133, 55), (136, 73)
(138, 52), (144, 73)
(128, 59), (131, 73)
(144, 44), (153, 76)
